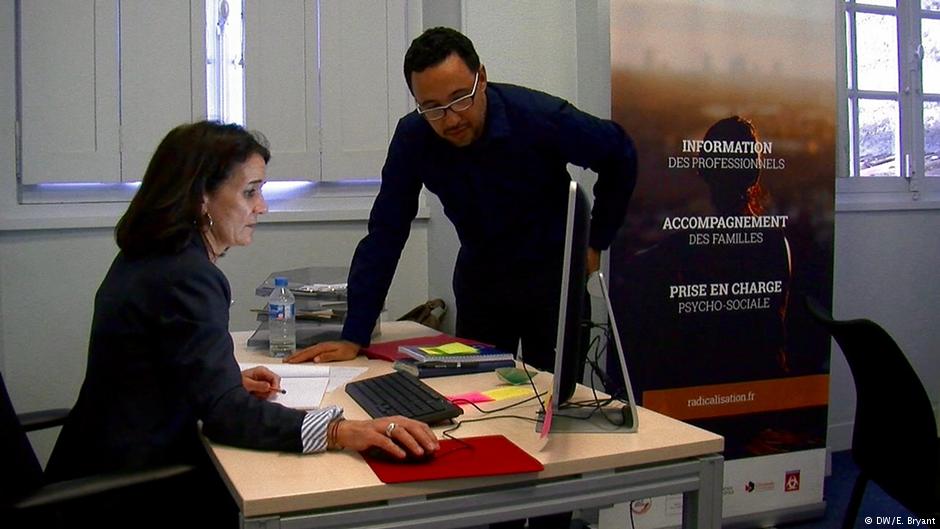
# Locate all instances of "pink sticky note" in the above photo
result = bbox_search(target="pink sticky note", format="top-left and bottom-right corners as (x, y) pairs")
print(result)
(448, 391), (494, 405)
(540, 396), (554, 439)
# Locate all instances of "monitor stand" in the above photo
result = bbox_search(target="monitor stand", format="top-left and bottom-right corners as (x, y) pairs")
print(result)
(535, 271), (640, 434)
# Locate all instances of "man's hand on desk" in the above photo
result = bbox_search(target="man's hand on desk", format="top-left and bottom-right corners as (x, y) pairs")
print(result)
(241, 366), (283, 399)
(285, 340), (361, 364)
(337, 416), (439, 459)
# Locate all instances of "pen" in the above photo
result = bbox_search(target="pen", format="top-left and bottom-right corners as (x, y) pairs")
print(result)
(273, 387), (287, 394)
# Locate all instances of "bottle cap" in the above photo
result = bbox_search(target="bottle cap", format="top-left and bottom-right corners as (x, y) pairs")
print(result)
(274, 277), (288, 287)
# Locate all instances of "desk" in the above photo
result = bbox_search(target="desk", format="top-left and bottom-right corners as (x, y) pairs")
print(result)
(206, 322), (724, 529)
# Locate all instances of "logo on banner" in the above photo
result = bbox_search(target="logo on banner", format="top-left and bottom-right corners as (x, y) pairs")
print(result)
(785, 470), (801, 492)
(744, 480), (775, 493)
(630, 498), (652, 515)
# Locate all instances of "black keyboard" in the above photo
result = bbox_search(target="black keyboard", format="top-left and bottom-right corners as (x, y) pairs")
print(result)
(345, 371), (463, 424)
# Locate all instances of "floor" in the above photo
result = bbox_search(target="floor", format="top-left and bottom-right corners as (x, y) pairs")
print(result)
(779, 450), (916, 529)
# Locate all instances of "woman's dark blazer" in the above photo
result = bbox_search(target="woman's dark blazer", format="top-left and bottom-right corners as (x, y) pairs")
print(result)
(45, 234), (305, 482)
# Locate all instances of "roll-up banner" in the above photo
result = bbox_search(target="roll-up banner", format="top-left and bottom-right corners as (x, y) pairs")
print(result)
(607, 1), (835, 524)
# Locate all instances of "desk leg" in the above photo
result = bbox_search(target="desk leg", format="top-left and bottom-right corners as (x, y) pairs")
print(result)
(682, 454), (723, 529)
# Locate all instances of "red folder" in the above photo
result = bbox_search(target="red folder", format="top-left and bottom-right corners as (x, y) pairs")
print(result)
(361, 435), (543, 483)
(362, 334), (491, 362)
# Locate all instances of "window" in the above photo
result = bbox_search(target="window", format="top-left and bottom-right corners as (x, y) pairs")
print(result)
(207, 0), (245, 125)
(241, 0), (416, 183)
(8, 0), (419, 212)
(206, 0), (419, 183)
(14, 1), (205, 204)
(840, 0), (940, 205)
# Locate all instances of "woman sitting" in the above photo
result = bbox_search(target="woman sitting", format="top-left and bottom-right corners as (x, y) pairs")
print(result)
(45, 121), (437, 527)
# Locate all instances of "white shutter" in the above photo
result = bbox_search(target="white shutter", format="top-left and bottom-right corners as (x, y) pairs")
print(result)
(19, 0), (204, 185)
(119, 0), (206, 182)
(319, 0), (415, 181)
(19, 0), (120, 184)
(243, 0), (320, 181)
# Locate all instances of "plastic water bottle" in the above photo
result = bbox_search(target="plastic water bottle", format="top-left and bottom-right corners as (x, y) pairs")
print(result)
(268, 277), (296, 357)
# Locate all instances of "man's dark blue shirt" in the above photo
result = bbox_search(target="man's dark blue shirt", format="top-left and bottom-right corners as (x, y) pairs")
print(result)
(342, 82), (637, 346)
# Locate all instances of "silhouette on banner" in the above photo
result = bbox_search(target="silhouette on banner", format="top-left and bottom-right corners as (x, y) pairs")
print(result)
(608, 116), (827, 459)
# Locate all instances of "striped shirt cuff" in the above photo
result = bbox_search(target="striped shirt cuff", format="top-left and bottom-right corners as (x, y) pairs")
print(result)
(300, 405), (344, 453)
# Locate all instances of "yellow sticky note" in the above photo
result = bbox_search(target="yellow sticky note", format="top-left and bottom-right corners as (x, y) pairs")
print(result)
(482, 387), (535, 401)
(420, 342), (479, 355)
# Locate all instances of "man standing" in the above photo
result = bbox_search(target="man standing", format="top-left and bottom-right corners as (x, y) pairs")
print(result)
(289, 25), (636, 529)
(289, 26), (635, 381)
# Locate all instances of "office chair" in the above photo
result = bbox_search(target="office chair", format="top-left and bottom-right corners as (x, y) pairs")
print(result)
(805, 297), (939, 529)
(0, 371), (193, 526)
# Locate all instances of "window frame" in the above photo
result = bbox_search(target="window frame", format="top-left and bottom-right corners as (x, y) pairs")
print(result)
(2, 0), (426, 230)
(838, 0), (940, 210)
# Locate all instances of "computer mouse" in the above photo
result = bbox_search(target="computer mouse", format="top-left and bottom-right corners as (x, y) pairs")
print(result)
(363, 443), (436, 464)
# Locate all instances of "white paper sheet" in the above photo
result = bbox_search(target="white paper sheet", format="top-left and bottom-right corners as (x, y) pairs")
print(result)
(237, 363), (367, 408)
(269, 377), (329, 410)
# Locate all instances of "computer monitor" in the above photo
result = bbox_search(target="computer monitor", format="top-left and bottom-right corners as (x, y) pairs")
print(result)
(541, 180), (639, 433)
(551, 180), (590, 408)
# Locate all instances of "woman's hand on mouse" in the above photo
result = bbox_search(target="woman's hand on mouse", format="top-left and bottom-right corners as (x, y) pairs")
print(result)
(335, 416), (439, 458)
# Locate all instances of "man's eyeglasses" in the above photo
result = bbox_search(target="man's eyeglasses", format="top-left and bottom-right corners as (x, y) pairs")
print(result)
(416, 71), (479, 121)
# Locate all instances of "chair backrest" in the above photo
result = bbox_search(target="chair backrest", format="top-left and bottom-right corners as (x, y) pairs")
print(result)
(0, 371), (44, 510)
(805, 297), (938, 514)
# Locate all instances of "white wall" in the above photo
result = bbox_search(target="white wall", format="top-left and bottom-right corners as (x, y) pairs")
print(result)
(4, 1), (938, 469)
(828, 209), (940, 447)
(423, 0), (463, 334)
(463, 0), (578, 102)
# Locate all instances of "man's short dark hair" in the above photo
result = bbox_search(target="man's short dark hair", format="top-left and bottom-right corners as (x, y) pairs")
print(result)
(403, 27), (480, 93)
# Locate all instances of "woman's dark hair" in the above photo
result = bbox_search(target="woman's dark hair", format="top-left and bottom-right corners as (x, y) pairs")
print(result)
(697, 116), (767, 215)
(115, 121), (270, 257)
(403, 27), (480, 93)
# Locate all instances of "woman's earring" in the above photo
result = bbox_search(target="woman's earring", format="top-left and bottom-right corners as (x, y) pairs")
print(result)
(206, 212), (214, 228)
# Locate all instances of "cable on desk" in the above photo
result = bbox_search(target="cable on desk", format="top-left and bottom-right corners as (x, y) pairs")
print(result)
(582, 320), (634, 405)
(548, 320), (631, 428)
(511, 318), (610, 415)
(450, 391), (549, 415)
(441, 413), (542, 442)
(450, 318), (630, 432)
(444, 391), (548, 441)
(513, 351), (548, 414)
